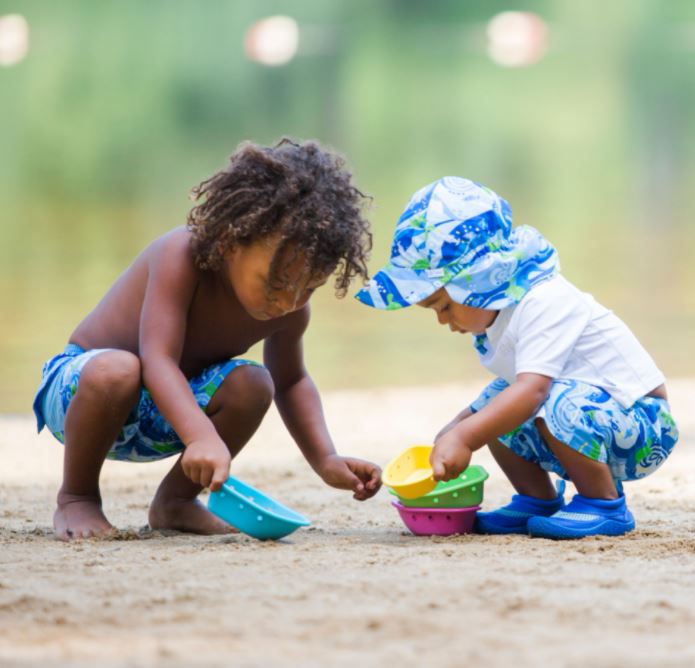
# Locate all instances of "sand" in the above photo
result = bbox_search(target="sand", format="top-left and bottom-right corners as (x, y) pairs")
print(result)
(1, 380), (694, 668)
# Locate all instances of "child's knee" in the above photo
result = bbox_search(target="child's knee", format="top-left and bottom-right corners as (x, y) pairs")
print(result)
(209, 364), (274, 415)
(79, 351), (142, 401)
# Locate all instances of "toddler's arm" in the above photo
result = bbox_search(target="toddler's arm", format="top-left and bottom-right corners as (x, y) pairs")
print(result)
(431, 373), (552, 481)
(264, 306), (381, 500)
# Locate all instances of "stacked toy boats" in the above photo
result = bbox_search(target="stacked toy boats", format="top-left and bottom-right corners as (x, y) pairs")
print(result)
(383, 445), (488, 536)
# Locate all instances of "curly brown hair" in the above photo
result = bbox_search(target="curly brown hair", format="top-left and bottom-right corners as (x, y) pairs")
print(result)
(186, 138), (372, 297)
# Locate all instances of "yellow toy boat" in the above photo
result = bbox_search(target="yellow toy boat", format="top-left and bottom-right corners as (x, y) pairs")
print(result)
(382, 445), (436, 500)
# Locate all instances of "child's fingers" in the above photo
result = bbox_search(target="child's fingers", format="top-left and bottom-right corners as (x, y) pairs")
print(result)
(431, 459), (446, 481)
(348, 467), (378, 500)
(199, 466), (213, 490)
(344, 468), (365, 493)
(360, 484), (380, 499)
(354, 463), (376, 485)
(370, 469), (382, 489)
(440, 461), (457, 482)
(366, 467), (382, 490)
(210, 465), (228, 492)
(185, 463), (201, 486)
(355, 462), (381, 489)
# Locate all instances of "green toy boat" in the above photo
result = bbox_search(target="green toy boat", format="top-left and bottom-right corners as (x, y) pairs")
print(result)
(388, 465), (489, 508)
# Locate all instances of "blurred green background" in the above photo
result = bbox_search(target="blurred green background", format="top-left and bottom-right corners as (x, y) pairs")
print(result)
(1, 0), (694, 413)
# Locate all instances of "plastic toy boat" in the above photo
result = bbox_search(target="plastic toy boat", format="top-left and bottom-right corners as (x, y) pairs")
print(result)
(382, 445), (436, 499)
(392, 500), (480, 536)
(389, 465), (489, 508)
(208, 475), (310, 540)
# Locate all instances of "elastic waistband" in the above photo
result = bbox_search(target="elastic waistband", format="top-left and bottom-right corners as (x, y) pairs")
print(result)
(64, 343), (86, 356)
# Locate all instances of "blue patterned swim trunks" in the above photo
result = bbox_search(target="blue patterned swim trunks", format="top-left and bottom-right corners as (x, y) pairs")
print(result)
(469, 377), (678, 482)
(33, 344), (262, 462)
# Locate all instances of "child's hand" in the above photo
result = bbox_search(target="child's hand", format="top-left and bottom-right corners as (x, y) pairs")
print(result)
(318, 454), (382, 501)
(431, 430), (472, 482)
(181, 438), (231, 492)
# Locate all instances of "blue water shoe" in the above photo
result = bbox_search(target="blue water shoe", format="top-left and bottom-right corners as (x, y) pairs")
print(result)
(476, 481), (566, 535)
(527, 494), (635, 539)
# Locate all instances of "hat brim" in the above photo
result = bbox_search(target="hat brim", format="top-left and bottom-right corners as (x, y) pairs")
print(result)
(354, 265), (445, 310)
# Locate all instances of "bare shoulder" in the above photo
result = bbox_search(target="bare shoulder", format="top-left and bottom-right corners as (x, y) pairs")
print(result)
(139, 226), (202, 315)
(145, 227), (196, 270)
(141, 227), (202, 292)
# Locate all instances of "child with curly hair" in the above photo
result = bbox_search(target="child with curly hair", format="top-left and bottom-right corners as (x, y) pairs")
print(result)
(34, 138), (381, 540)
(357, 177), (678, 539)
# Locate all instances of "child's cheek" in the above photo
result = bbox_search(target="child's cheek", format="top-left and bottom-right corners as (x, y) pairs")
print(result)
(235, 287), (269, 319)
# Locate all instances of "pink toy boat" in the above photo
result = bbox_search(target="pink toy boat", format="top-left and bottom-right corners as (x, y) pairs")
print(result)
(392, 500), (480, 536)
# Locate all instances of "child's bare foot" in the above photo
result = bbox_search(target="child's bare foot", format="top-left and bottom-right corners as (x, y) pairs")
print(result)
(54, 492), (115, 540)
(148, 495), (237, 535)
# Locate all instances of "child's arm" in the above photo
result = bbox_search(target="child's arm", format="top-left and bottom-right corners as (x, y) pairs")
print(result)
(431, 373), (552, 481)
(139, 233), (231, 490)
(264, 306), (381, 501)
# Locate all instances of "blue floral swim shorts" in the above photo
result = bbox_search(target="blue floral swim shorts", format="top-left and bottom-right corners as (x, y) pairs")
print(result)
(33, 344), (262, 462)
(469, 377), (679, 482)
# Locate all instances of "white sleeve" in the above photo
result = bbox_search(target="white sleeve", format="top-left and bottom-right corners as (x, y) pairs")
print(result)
(511, 287), (591, 379)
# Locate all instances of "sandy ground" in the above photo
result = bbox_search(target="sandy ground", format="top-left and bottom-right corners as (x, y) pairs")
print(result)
(1, 380), (694, 668)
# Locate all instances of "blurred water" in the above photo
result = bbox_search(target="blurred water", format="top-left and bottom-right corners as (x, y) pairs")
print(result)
(2, 0), (694, 412)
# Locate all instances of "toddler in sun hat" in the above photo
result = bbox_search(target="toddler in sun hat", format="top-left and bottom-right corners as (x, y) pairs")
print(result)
(356, 176), (559, 311)
(357, 177), (678, 539)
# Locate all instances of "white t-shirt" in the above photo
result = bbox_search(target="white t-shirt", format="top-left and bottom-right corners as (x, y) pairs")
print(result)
(475, 275), (665, 408)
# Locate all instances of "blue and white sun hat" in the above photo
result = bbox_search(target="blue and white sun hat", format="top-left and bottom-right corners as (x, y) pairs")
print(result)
(355, 177), (559, 310)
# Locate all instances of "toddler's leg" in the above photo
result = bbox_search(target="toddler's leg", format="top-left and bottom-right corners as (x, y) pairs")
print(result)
(488, 439), (557, 500)
(476, 438), (565, 534)
(148, 365), (274, 534)
(55, 351), (141, 540)
(535, 419), (618, 499)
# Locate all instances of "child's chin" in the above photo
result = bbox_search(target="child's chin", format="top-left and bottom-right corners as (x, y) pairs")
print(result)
(251, 308), (285, 321)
